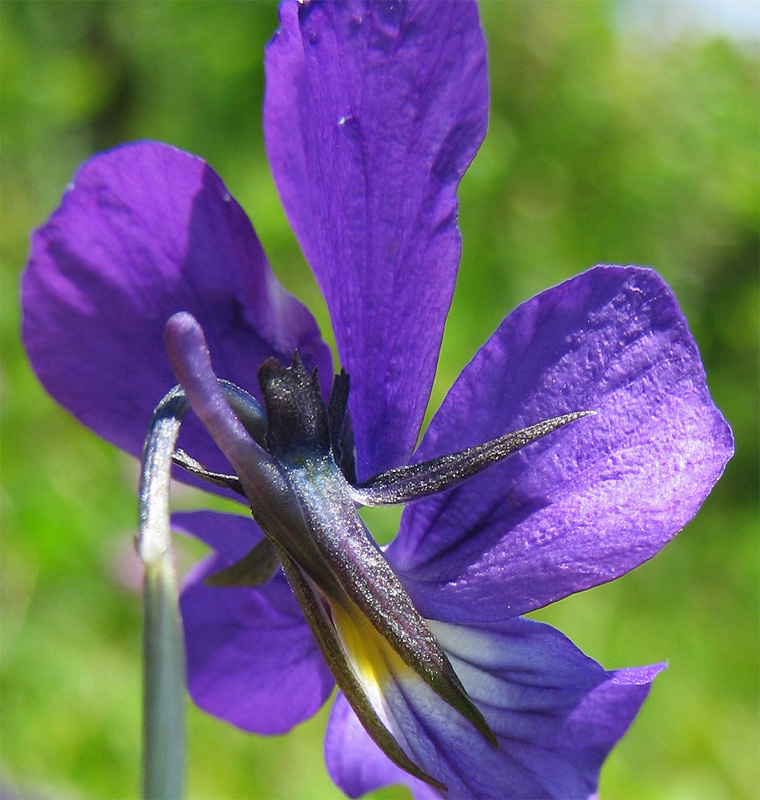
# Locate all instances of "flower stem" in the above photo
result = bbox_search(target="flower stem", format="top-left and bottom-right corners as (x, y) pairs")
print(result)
(142, 557), (186, 800)
(138, 387), (188, 800)
(136, 375), (264, 798)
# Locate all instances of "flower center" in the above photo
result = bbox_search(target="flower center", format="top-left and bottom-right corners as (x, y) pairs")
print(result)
(139, 310), (593, 789)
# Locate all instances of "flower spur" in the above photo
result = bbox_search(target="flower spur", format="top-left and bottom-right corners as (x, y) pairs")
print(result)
(150, 309), (591, 789)
(21, 0), (733, 796)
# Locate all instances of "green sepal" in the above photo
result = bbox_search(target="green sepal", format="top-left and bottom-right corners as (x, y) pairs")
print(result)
(274, 544), (448, 792)
(284, 457), (497, 750)
(205, 536), (280, 587)
(352, 411), (595, 506)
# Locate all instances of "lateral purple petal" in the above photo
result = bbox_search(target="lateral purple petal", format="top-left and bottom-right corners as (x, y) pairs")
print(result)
(326, 617), (663, 799)
(264, 0), (488, 478)
(21, 141), (332, 484)
(175, 511), (335, 734)
(388, 267), (733, 622)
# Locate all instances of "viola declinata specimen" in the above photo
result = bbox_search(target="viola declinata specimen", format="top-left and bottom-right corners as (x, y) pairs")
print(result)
(21, 1), (732, 797)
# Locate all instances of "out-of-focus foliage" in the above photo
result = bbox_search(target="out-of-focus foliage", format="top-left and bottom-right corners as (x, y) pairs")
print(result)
(1, 1), (757, 798)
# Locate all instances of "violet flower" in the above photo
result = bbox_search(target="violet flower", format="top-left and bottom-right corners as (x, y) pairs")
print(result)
(22, 1), (732, 798)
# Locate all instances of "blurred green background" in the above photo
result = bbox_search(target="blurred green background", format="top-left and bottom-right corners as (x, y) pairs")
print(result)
(1, 1), (758, 798)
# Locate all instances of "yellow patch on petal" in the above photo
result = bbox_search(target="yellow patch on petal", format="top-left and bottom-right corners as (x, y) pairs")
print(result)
(329, 599), (413, 710)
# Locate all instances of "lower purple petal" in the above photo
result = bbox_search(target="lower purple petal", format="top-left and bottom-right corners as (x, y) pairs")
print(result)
(176, 511), (334, 734)
(325, 696), (440, 800)
(326, 616), (662, 799)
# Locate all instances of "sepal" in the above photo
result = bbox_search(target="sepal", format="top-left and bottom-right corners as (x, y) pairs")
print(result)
(282, 455), (496, 750)
(275, 544), (446, 791)
(352, 411), (593, 507)
(205, 537), (280, 587)
(260, 353), (330, 462)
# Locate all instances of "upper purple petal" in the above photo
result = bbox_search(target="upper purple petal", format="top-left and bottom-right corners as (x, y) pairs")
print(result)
(326, 616), (662, 799)
(387, 266), (733, 622)
(175, 511), (335, 734)
(264, 0), (489, 478)
(21, 141), (332, 484)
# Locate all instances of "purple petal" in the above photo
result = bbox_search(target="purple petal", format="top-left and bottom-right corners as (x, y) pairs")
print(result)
(172, 509), (262, 561)
(175, 511), (335, 734)
(326, 616), (662, 799)
(264, 0), (488, 478)
(324, 695), (440, 800)
(21, 141), (332, 486)
(387, 266), (733, 622)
